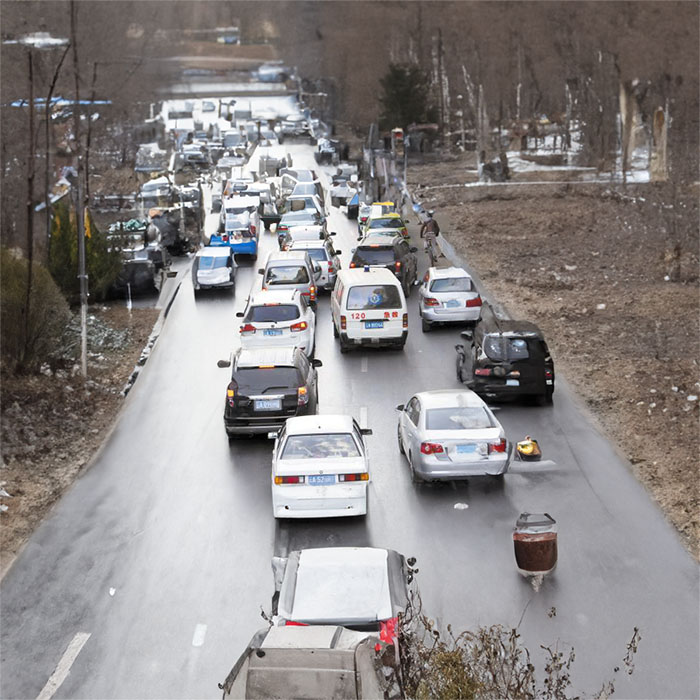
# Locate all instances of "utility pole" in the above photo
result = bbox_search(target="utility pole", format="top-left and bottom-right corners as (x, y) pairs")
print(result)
(24, 48), (35, 368)
(71, 0), (88, 378)
(437, 29), (445, 132)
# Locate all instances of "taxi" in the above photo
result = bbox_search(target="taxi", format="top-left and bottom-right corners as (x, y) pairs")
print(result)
(360, 211), (409, 240)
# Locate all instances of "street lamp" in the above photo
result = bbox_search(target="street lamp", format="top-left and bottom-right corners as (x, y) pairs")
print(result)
(456, 94), (466, 152)
(3, 32), (69, 369)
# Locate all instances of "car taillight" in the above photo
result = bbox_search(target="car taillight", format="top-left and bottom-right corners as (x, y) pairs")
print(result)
(222, 234), (228, 242)
(424, 297), (440, 307)
(283, 620), (309, 627)
(290, 321), (308, 332)
(338, 473), (369, 482)
(474, 368), (492, 376)
(278, 225), (287, 233)
(297, 386), (309, 405)
(420, 442), (444, 455)
(395, 261), (401, 271)
(328, 265), (335, 274)
(423, 272), (430, 283)
(226, 383), (236, 406)
(488, 438), (507, 454)
(349, 262), (356, 268)
(340, 315), (347, 330)
(509, 370), (521, 378)
(545, 369), (553, 379)
(466, 296), (483, 307)
(310, 286), (316, 302)
(250, 225), (256, 235)
(240, 324), (256, 334)
(274, 475), (306, 484)
(403, 313), (408, 329)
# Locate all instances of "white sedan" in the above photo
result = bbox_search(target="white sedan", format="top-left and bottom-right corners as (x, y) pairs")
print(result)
(396, 389), (513, 482)
(418, 266), (482, 332)
(237, 289), (315, 357)
(270, 415), (372, 518)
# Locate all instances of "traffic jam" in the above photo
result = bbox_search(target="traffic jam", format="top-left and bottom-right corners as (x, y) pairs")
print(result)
(163, 83), (559, 695)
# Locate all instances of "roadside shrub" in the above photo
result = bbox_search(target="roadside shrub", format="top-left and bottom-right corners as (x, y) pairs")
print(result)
(48, 200), (123, 304)
(379, 63), (435, 132)
(0, 247), (71, 373)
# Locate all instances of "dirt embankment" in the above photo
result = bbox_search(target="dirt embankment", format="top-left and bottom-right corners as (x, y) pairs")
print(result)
(408, 156), (699, 555)
(0, 306), (159, 578)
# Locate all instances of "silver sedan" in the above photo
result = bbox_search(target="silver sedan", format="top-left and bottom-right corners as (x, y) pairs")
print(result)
(396, 389), (513, 482)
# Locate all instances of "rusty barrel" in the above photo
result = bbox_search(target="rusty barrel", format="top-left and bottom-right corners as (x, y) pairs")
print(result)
(513, 512), (557, 576)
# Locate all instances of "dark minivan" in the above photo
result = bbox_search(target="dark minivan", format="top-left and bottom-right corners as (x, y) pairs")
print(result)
(455, 307), (554, 405)
(349, 234), (418, 296)
(221, 346), (321, 438)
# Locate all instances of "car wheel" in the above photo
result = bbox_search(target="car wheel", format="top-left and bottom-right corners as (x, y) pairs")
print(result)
(409, 453), (423, 483)
(422, 318), (432, 333)
(251, 253), (258, 261)
(403, 278), (411, 298)
(397, 425), (405, 455)
(333, 322), (339, 338)
(339, 339), (350, 354)
(490, 473), (505, 481)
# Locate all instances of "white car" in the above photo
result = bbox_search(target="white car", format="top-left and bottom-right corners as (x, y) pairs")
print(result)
(418, 266), (482, 332)
(396, 389), (513, 482)
(237, 290), (315, 356)
(270, 415), (372, 518)
(271, 547), (409, 629)
(289, 238), (342, 291)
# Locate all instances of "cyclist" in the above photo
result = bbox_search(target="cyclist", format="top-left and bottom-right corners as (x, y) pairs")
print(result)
(420, 210), (441, 263)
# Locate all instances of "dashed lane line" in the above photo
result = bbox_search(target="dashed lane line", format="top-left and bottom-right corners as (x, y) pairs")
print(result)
(36, 632), (91, 700)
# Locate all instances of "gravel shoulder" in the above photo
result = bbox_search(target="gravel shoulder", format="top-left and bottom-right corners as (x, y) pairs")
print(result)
(407, 154), (699, 557)
(0, 305), (160, 578)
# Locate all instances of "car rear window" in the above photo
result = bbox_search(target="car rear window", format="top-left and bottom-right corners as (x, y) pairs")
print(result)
(281, 433), (360, 459)
(232, 367), (300, 395)
(266, 265), (310, 285)
(346, 285), (402, 310)
(369, 218), (402, 229)
(303, 248), (328, 262)
(352, 247), (394, 266)
(426, 407), (494, 430)
(198, 256), (228, 270)
(430, 277), (473, 292)
(484, 337), (530, 361)
(248, 304), (300, 322)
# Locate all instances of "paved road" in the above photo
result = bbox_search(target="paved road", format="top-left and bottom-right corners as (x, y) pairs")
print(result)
(1, 143), (697, 700)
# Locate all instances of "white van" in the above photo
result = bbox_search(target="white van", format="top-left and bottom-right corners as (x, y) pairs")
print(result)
(259, 250), (320, 309)
(330, 268), (408, 353)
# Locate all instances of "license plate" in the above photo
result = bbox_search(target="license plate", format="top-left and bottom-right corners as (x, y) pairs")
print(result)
(307, 474), (335, 486)
(506, 379), (520, 386)
(445, 299), (461, 308)
(264, 329), (283, 336)
(365, 320), (384, 329)
(254, 398), (281, 411)
(457, 444), (476, 454)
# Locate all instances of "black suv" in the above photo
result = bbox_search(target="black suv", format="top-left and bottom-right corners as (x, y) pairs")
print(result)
(350, 234), (418, 296)
(221, 347), (321, 438)
(455, 306), (554, 404)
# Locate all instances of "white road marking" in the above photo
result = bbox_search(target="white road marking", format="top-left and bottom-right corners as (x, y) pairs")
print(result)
(192, 623), (207, 648)
(109, 587), (116, 596)
(454, 502), (469, 510)
(36, 632), (91, 700)
(359, 406), (368, 428)
(360, 356), (368, 373)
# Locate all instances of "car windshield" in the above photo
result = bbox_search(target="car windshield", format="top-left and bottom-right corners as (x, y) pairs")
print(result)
(249, 304), (300, 322)
(232, 367), (299, 395)
(352, 247), (394, 266)
(223, 133), (244, 147)
(281, 433), (360, 459)
(484, 336), (530, 361)
(369, 218), (402, 229)
(226, 207), (249, 216)
(430, 277), (473, 292)
(198, 256), (228, 270)
(303, 248), (328, 262)
(347, 285), (402, 310)
(426, 407), (494, 430)
(266, 265), (310, 285)
(282, 211), (320, 224)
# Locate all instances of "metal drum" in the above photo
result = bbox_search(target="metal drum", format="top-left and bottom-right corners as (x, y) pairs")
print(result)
(513, 512), (557, 576)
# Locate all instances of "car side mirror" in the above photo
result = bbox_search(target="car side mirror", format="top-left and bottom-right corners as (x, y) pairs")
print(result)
(258, 268), (264, 274)
(330, 231), (337, 236)
(267, 431), (279, 440)
(395, 404), (405, 411)
(311, 358), (323, 368)
(334, 250), (342, 255)
(351, 248), (356, 253)
(217, 359), (231, 368)
(460, 330), (473, 341)
(360, 428), (373, 436)
(166, 270), (178, 278)
(409, 246), (418, 253)
(235, 311), (244, 317)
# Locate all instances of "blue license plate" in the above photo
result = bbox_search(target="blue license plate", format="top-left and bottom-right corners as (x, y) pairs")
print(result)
(506, 379), (520, 386)
(264, 329), (283, 336)
(365, 321), (384, 329)
(254, 398), (281, 411)
(456, 444), (476, 454)
(307, 474), (335, 485)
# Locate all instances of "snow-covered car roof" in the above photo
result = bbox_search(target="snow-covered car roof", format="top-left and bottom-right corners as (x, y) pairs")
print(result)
(429, 266), (472, 280)
(195, 246), (232, 258)
(414, 389), (487, 410)
(236, 346), (298, 369)
(284, 415), (356, 435)
(247, 289), (301, 306)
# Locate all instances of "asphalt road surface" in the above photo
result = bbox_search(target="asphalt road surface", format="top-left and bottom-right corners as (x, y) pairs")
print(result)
(1, 142), (698, 700)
